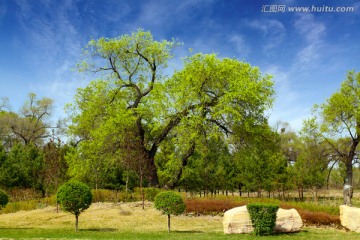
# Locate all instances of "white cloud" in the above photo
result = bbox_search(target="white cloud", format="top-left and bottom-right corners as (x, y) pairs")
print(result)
(14, 0), (82, 61)
(29, 61), (86, 121)
(294, 14), (326, 43)
(246, 19), (286, 52)
(265, 65), (298, 104)
(131, 0), (217, 32)
(248, 19), (285, 37)
(292, 14), (326, 70)
(11, 0), (85, 120)
(263, 65), (311, 131)
(228, 34), (249, 56)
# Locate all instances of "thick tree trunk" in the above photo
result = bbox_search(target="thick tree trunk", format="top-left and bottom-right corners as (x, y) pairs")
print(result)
(147, 155), (159, 187)
(167, 142), (196, 189)
(345, 160), (353, 186)
(343, 137), (358, 206)
(343, 158), (353, 206)
(148, 165), (159, 187)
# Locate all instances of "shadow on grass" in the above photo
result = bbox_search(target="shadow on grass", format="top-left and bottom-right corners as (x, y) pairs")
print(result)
(172, 230), (204, 233)
(81, 228), (118, 232)
(271, 230), (307, 236)
(0, 227), (34, 230)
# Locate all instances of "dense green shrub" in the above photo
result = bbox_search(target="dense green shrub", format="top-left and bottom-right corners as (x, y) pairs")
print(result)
(135, 187), (162, 201)
(247, 203), (279, 236)
(154, 191), (186, 232)
(57, 180), (92, 232)
(0, 189), (9, 209)
(92, 189), (118, 202)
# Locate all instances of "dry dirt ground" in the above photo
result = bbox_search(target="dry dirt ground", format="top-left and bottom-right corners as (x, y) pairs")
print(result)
(0, 201), (223, 233)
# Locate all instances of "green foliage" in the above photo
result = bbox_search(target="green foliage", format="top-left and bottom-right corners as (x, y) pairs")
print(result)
(154, 191), (186, 232)
(42, 141), (70, 195)
(234, 123), (288, 196)
(57, 180), (92, 216)
(0, 93), (54, 147)
(144, 188), (162, 201)
(57, 181), (92, 230)
(0, 189), (9, 208)
(91, 189), (118, 203)
(67, 29), (275, 189)
(0, 196), (56, 214)
(307, 71), (360, 204)
(0, 143), (44, 193)
(154, 191), (185, 216)
(247, 203), (279, 236)
(134, 187), (162, 201)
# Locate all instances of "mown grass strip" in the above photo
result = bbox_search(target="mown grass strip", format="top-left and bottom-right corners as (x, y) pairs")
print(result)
(0, 228), (359, 240)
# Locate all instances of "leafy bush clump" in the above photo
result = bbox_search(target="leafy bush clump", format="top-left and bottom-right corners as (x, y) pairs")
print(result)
(247, 203), (279, 236)
(57, 180), (92, 232)
(0, 189), (9, 209)
(143, 187), (162, 201)
(132, 187), (163, 202)
(92, 189), (118, 202)
(154, 191), (186, 232)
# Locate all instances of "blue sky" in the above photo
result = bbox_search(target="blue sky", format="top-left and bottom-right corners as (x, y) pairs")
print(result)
(0, 0), (359, 131)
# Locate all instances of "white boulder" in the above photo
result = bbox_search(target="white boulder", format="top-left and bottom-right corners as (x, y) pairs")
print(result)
(275, 208), (303, 233)
(223, 206), (303, 234)
(340, 205), (360, 233)
(223, 206), (254, 234)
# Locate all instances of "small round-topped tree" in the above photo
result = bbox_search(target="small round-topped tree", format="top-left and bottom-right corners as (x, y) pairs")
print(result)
(57, 180), (92, 232)
(154, 191), (186, 233)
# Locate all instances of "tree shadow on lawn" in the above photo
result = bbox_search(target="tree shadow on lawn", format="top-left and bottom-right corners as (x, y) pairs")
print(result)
(0, 227), (34, 230)
(172, 230), (204, 233)
(81, 228), (118, 232)
(272, 230), (308, 236)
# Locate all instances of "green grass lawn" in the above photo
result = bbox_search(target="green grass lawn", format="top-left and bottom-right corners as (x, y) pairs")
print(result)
(1, 199), (360, 239)
(0, 227), (359, 240)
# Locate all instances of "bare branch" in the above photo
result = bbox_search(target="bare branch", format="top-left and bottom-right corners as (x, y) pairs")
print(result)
(0, 97), (9, 111)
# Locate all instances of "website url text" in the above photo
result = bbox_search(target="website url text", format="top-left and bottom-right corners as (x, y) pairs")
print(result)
(262, 5), (355, 13)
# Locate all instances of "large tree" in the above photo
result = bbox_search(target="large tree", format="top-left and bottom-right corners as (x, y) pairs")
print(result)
(291, 123), (331, 200)
(0, 143), (44, 192)
(67, 30), (275, 187)
(306, 71), (360, 205)
(42, 140), (70, 195)
(0, 93), (56, 148)
(233, 123), (287, 197)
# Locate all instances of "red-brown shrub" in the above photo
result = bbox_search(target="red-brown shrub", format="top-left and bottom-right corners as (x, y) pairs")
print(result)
(185, 198), (244, 215)
(297, 209), (340, 227)
(185, 198), (341, 227)
(279, 203), (340, 227)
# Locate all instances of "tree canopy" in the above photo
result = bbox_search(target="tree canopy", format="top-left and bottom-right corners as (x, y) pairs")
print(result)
(306, 71), (360, 205)
(3, 30), (357, 202)
(57, 180), (92, 232)
(154, 191), (186, 232)
(66, 29), (275, 188)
